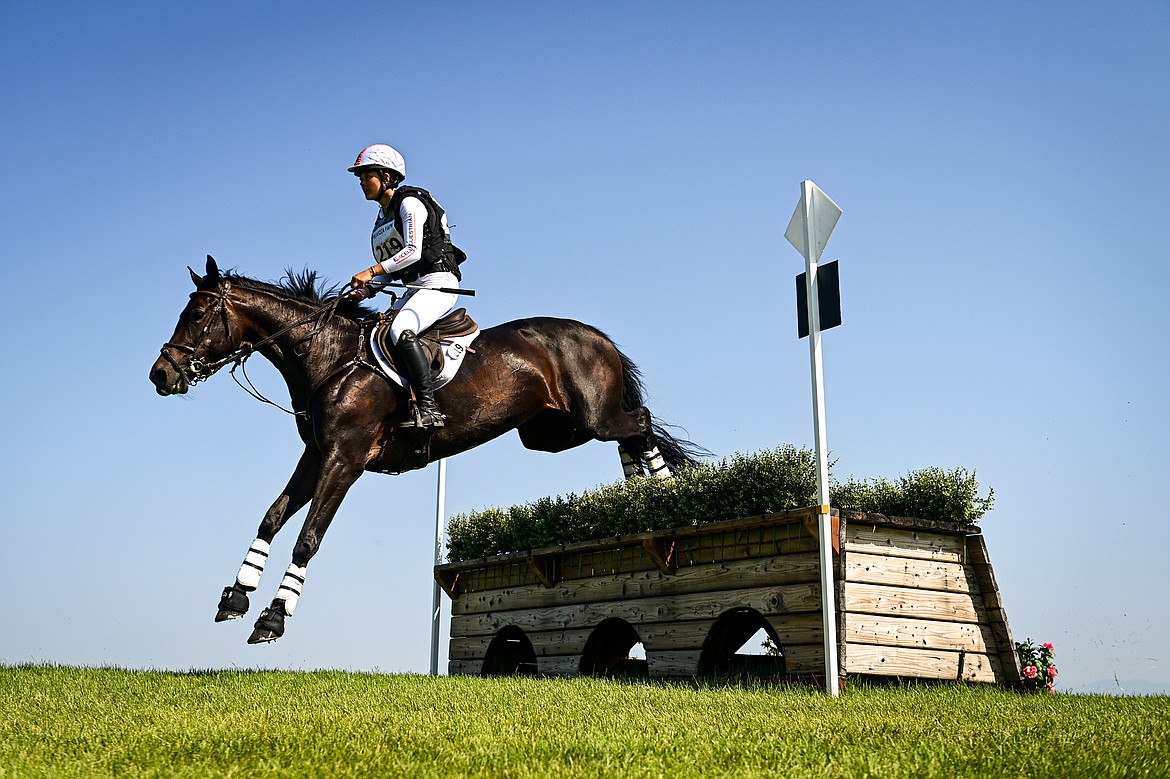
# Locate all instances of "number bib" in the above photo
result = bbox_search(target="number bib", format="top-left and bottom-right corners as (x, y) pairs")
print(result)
(371, 217), (405, 265)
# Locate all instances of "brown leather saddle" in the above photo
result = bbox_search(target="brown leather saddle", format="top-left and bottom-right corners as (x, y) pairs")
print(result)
(366, 307), (478, 379)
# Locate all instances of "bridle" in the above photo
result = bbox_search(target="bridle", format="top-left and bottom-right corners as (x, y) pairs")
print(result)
(159, 283), (237, 386)
(158, 279), (355, 415)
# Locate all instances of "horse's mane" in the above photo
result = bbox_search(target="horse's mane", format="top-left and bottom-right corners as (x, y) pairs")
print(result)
(222, 268), (375, 321)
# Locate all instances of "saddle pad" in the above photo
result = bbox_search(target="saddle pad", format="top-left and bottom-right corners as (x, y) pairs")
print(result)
(369, 326), (480, 391)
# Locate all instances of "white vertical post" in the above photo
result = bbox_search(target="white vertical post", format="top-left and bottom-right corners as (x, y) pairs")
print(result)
(430, 458), (447, 676)
(787, 180), (842, 696)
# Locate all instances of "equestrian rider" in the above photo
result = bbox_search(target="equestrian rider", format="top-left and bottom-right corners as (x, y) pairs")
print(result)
(348, 143), (465, 429)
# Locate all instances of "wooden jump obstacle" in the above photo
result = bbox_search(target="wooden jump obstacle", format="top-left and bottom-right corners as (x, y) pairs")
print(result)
(435, 507), (1021, 687)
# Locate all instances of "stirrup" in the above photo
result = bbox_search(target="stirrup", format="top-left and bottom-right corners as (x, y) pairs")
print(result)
(399, 403), (445, 429)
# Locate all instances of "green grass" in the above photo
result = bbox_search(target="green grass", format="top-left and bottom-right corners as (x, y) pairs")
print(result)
(2, 666), (1168, 778)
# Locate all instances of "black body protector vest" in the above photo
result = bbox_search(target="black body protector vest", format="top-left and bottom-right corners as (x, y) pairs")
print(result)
(374, 186), (467, 284)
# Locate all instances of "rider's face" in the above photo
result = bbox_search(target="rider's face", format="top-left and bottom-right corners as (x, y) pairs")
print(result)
(358, 169), (384, 201)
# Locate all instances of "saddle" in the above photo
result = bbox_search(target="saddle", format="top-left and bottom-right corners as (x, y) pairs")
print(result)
(366, 307), (479, 380)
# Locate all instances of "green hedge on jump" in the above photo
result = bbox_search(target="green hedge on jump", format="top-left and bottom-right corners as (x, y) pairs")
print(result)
(445, 446), (994, 562)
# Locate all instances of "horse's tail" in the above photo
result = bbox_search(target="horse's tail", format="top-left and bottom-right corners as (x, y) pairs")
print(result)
(616, 348), (707, 472)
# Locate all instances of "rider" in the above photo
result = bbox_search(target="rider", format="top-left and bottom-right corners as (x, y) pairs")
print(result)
(348, 143), (465, 429)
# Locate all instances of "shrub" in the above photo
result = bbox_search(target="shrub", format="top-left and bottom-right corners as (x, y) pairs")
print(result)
(445, 446), (994, 561)
(834, 467), (994, 524)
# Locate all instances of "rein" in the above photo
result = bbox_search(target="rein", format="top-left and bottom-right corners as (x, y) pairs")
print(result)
(159, 281), (360, 417)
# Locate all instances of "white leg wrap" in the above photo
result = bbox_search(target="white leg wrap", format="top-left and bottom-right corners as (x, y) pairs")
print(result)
(620, 447), (644, 479)
(235, 538), (270, 590)
(644, 446), (672, 479)
(274, 563), (307, 616)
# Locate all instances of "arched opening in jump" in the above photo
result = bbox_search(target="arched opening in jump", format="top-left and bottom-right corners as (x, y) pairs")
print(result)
(579, 618), (649, 678)
(697, 607), (787, 678)
(481, 626), (538, 676)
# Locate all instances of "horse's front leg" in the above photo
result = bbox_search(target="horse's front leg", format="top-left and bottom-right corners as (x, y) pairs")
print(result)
(215, 445), (321, 622)
(247, 447), (367, 644)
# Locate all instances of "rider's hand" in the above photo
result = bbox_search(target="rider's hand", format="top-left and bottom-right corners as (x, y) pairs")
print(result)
(352, 266), (379, 288)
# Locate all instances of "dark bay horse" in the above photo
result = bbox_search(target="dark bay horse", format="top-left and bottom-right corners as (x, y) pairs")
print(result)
(149, 256), (699, 644)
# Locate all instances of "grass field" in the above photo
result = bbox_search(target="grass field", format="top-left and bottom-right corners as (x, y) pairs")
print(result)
(2, 665), (1168, 778)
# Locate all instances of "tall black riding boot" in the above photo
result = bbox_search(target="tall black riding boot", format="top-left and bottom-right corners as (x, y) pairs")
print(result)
(396, 329), (445, 429)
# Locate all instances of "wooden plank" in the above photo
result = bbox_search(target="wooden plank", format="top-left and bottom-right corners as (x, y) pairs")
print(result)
(449, 612), (828, 662)
(840, 511), (979, 536)
(802, 514), (841, 554)
(647, 650), (702, 677)
(674, 525), (819, 568)
(844, 614), (993, 653)
(449, 634), (500, 660)
(643, 537), (678, 575)
(781, 643), (826, 674)
(438, 509), (819, 574)
(485, 644), (829, 678)
(535, 655), (582, 676)
(450, 560), (543, 595)
(844, 582), (983, 623)
(451, 582), (822, 638)
(981, 609), (1015, 651)
(448, 658), (483, 676)
(451, 552), (821, 616)
(557, 545), (659, 583)
(447, 630), (587, 661)
(844, 552), (974, 593)
(844, 525), (966, 563)
(845, 644), (1002, 683)
(437, 510), (974, 580)
(525, 553), (556, 588)
(642, 614), (825, 651)
(634, 621), (711, 651)
(534, 651), (704, 678)
(434, 567), (462, 598)
(965, 535), (1022, 682)
(527, 629), (588, 658)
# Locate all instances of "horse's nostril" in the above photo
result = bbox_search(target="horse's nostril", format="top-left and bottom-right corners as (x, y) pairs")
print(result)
(150, 367), (168, 387)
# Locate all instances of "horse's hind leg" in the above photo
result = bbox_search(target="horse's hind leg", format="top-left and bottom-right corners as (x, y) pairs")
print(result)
(615, 407), (673, 480)
(638, 439), (673, 479)
(618, 441), (670, 479)
(216, 446), (320, 622)
(586, 401), (672, 480)
(619, 444), (645, 478)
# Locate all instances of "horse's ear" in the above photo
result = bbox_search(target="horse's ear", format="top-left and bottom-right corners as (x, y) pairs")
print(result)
(188, 266), (202, 286)
(206, 255), (221, 280)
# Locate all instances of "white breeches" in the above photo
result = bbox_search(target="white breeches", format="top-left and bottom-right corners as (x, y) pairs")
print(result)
(389, 272), (459, 343)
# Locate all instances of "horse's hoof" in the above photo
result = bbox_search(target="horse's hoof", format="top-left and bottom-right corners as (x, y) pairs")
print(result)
(247, 604), (286, 644)
(214, 585), (250, 622)
(247, 628), (281, 644)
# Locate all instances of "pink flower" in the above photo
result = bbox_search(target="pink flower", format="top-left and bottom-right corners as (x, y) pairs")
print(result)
(1046, 682), (1055, 693)
(1047, 666), (1058, 678)
(1042, 642), (1054, 651)
(1023, 666), (1038, 679)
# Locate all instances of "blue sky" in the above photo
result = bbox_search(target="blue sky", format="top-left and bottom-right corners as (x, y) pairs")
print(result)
(2, 2), (1168, 694)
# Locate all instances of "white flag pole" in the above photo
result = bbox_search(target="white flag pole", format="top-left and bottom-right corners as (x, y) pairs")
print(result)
(430, 458), (447, 676)
(787, 180), (841, 696)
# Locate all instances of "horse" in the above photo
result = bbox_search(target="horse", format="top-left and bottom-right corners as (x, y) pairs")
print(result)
(149, 256), (700, 644)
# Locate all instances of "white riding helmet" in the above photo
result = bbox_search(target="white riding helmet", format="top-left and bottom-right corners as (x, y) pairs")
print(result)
(347, 144), (406, 178)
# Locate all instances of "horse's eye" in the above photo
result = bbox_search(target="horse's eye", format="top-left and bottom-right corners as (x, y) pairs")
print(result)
(190, 309), (206, 322)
